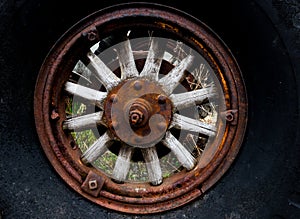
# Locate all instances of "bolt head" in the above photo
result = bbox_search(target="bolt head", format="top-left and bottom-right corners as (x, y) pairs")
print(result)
(158, 95), (167, 104)
(133, 81), (142, 90)
(87, 31), (97, 41)
(109, 94), (118, 103)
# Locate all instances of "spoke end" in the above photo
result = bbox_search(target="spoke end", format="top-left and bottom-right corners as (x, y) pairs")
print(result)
(62, 123), (68, 130)
(87, 51), (95, 58)
(185, 159), (197, 171)
(150, 178), (163, 186)
(112, 178), (125, 184)
(81, 156), (90, 165)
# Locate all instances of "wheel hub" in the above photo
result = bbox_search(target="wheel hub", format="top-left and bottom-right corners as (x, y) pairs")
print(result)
(105, 79), (173, 148)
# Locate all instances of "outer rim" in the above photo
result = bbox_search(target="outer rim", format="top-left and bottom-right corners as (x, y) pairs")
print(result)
(34, 2), (247, 214)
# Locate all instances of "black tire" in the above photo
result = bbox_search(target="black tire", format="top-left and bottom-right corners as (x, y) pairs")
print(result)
(0, 0), (299, 218)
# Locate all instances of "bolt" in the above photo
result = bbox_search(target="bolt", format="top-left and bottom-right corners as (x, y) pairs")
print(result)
(109, 94), (118, 103)
(158, 95), (167, 104)
(131, 114), (140, 123)
(82, 27), (98, 41)
(226, 113), (234, 122)
(88, 32), (97, 41)
(224, 109), (238, 123)
(129, 110), (144, 125)
(133, 81), (142, 90)
(51, 109), (60, 120)
(88, 179), (98, 190)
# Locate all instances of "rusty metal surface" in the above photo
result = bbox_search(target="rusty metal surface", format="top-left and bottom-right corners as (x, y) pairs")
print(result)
(105, 79), (172, 147)
(33, 2), (248, 214)
(81, 171), (105, 197)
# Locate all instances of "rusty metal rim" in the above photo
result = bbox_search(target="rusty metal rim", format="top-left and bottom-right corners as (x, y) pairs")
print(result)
(34, 2), (247, 214)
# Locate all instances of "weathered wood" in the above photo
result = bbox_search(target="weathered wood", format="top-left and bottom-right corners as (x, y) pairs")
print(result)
(141, 147), (162, 185)
(112, 144), (134, 182)
(81, 131), (112, 164)
(87, 52), (120, 90)
(162, 132), (196, 170)
(65, 82), (107, 108)
(63, 111), (104, 130)
(115, 39), (139, 79)
(159, 55), (194, 95)
(171, 113), (216, 137)
(170, 86), (217, 110)
(140, 38), (165, 81)
(72, 60), (92, 84)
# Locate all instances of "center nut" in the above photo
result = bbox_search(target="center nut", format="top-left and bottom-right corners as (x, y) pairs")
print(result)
(104, 79), (173, 148)
(129, 110), (143, 125)
(127, 99), (152, 127)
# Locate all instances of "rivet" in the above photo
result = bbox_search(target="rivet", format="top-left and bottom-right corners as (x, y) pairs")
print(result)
(134, 136), (142, 143)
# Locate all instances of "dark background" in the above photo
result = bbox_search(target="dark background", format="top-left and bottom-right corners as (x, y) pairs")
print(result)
(0, 0), (300, 218)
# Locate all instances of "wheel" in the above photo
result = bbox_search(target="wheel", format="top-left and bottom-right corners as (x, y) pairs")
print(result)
(34, 2), (247, 214)
(1, 0), (300, 218)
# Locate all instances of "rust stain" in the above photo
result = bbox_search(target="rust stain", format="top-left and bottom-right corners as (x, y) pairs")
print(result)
(155, 21), (179, 32)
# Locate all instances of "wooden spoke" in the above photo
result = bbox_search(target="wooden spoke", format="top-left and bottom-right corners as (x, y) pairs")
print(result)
(115, 39), (139, 79)
(159, 55), (194, 95)
(65, 82), (106, 108)
(162, 132), (196, 170)
(112, 144), (134, 182)
(140, 38), (165, 81)
(170, 87), (217, 110)
(171, 113), (216, 137)
(141, 147), (162, 185)
(87, 52), (120, 90)
(63, 112), (104, 130)
(81, 131), (112, 164)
